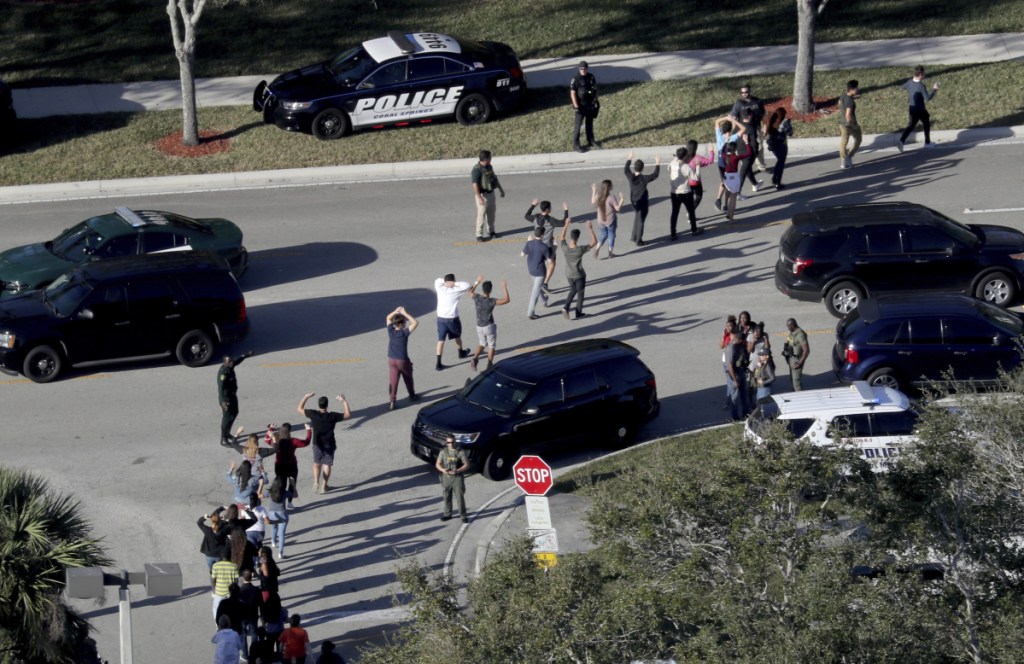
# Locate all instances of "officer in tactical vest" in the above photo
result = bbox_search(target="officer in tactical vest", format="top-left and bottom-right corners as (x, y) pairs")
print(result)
(435, 436), (471, 523)
(570, 60), (600, 153)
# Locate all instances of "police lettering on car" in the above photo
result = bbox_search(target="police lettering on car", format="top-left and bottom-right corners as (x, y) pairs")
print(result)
(254, 32), (527, 140)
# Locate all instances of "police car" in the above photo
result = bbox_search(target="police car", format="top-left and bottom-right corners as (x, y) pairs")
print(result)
(253, 31), (527, 140)
(744, 382), (920, 472)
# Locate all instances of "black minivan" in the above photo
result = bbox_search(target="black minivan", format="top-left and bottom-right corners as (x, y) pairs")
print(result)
(0, 252), (249, 382)
(775, 202), (1024, 318)
(410, 339), (659, 480)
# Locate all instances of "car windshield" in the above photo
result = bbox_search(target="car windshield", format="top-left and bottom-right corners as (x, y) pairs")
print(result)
(328, 46), (378, 86)
(974, 300), (1024, 336)
(459, 370), (534, 416)
(929, 210), (980, 247)
(43, 273), (90, 316)
(50, 222), (104, 261)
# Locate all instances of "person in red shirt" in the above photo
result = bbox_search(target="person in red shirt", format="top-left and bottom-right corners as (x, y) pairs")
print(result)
(265, 422), (312, 507)
(279, 613), (310, 663)
(721, 135), (753, 222)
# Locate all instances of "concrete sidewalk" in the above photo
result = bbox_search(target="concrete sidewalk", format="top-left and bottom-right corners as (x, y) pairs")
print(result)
(10, 32), (1024, 119)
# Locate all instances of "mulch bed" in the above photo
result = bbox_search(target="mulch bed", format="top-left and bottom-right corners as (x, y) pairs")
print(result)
(765, 95), (838, 123)
(153, 130), (232, 158)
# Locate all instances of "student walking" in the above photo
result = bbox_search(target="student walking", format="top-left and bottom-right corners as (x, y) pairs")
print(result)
(765, 108), (793, 189)
(591, 180), (624, 259)
(265, 422), (310, 507)
(433, 273), (476, 370)
(524, 199), (569, 291)
(839, 80), (862, 169)
(897, 65), (940, 151)
(722, 136), (753, 222)
(625, 150), (661, 246)
(385, 306), (419, 410)
(560, 219), (597, 320)
(521, 227), (554, 319)
(685, 139), (715, 218)
(297, 392), (351, 494)
(468, 279), (511, 371)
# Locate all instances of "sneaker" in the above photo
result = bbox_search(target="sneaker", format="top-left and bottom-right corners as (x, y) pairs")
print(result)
(277, 552), (286, 560)
(461, 515), (469, 524)
(409, 392), (421, 402)
(435, 363), (444, 371)
(489, 231), (497, 239)
(713, 199), (722, 211)
(924, 142), (936, 148)
(897, 140), (905, 153)
(440, 514), (451, 522)
(541, 292), (549, 306)
(388, 400), (396, 411)
(470, 357), (478, 371)
(840, 159), (851, 170)
(752, 179), (764, 192)
(737, 194), (747, 202)
(775, 183), (786, 190)
(321, 482), (329, 493)
(574, 144), (585, 153)
(476, 236), (486, 242)
(528, 314), (539, 320)
(458, 349), (471, 359)
(692, 228), (705, 236)
(576, 312), (588, 319)
(562, 309), (570, 320)
(670, 233), (678, 241)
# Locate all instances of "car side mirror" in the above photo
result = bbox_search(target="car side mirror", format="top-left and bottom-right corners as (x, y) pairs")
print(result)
(77, 308), (94, 320)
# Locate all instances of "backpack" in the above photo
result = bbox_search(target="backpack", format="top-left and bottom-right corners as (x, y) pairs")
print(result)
(731, 344), (750, 373)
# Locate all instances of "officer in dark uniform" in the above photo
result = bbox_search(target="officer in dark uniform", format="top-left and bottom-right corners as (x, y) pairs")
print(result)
(218, 351), (254, 446)
(570, 60), (599, 153)
(435, 436), (470, 522)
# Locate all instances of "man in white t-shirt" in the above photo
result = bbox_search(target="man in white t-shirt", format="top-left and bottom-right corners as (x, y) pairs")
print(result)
(435, 273), (482, 371)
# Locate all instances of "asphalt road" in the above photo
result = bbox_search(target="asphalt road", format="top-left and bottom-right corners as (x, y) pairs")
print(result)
(2, 138), (1022, 662)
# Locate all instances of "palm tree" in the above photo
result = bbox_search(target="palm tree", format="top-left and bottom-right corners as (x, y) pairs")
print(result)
(0, 466), (111, 663)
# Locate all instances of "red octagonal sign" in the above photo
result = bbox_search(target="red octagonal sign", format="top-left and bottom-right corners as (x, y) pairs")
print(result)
(512, 455), (553, 496)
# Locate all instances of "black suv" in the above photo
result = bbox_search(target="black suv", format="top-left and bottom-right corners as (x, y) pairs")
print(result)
(410, 339), (660, 480)
(0, 252), (249, 383)
(832, 294), (1024, 391)
(775, 202), (1024, 318)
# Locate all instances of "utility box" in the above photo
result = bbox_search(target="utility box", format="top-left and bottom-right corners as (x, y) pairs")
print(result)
(144, 563), (182, 597)
(65, 567), (104, 599)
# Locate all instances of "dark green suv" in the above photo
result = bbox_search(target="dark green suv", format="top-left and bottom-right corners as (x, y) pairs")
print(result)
(0, 207), (248, 297)
(0, 252), (249, 383)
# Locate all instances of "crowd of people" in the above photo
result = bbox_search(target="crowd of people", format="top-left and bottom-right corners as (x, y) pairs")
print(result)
(720, 313), (809, 421)
(204, 371), (353, 663)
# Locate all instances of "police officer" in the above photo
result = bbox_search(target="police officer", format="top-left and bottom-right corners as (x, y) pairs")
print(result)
(784, 318), (810, 392)
(218, 351), (254, 446)
(570, 61), (599, 153)
(435, 436), (470, 523)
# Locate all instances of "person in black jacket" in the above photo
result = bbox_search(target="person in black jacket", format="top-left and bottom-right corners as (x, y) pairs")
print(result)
(624, 150), (661, 247)
(198, 510), (229, 572)
(218, 351), (255, 446)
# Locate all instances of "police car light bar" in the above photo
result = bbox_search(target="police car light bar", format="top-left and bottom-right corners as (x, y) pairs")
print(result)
(851, 381), (880, 405)
(388, 31), (417, 54)
(115, 207), (148, 228)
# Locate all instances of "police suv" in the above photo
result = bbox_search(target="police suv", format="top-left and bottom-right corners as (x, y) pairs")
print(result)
(254, 31), (527, 140)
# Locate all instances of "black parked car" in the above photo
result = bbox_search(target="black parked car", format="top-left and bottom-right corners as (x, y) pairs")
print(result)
(0, 252), (249, 383)
(410, 339), (659, 480)
(832, 294), (1024, 391)
(254, 31), (527, 140)
(775, 202), (1024, 317)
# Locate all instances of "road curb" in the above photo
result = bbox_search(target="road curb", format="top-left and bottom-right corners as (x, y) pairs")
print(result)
(2, 126), (1022, 206)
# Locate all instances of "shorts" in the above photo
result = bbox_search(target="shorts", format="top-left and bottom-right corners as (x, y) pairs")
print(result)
(476, 324), (497, 349)
(724, 171), (742, 194)
(312, 446), (335, 466)
(436, 316), (462, 341)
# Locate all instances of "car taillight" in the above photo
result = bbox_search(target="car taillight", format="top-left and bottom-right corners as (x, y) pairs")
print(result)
(645, 378), (657, 389)
(845, 347), (859, 364)
(792, 257), (813, 276)
(509, 67), (523, 80)
(237, 299), (247, 323)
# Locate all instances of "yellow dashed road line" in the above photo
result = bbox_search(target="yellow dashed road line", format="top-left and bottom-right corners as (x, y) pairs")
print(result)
(261, 358), (366, 368)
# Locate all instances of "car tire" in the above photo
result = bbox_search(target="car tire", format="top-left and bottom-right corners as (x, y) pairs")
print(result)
(866, 367), (900, 391)
(825, 281), (864, 318)
(482, 445), (516, 481)
(311, 108), (350, 140)
(975, 271), (1017, 308)
(610, 413), (639, 450)
(455, 93), (493, 126)
(23, 345), (62, 383)
(176, 329), (214, 368)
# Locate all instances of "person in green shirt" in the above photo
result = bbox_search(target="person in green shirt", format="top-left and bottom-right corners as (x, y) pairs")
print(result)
(435, 436), (471, 523)
(785, 318), (810, 391)
(210, 550), (239, 620)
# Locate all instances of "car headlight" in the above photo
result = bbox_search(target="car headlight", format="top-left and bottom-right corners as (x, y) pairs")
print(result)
(0, 332), (15, 349)
(282, 100), (312, 111)
(452, 432), (480, 445)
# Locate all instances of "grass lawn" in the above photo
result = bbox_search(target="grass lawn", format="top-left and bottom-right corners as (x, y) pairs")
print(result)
(1, 0), (1023, 85)
(2, 61), (1022, 187)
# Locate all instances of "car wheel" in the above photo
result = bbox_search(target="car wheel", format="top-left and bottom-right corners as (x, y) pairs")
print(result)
(825, 281), (864, 318)
(975, 271), (1016, 307)
(482, 445), (516, 481)
(22, 345), (62, 383)
(610, 413), (639, 449)
(176, 329), (214, 368)
(311, 108), (350, 140)
(455, 93), (493, 126)
(866, 367), (900, 391)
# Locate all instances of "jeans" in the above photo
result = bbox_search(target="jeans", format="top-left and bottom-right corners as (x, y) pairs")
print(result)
(205, 555), (219, 572)
(245, 530), (264, 552)
(756, 386), (772, 401)
(597, 219), (617, 249)
(268, 513), (288, 555)
(564, 277), (586, 316)
(528, 274), (546, 316)
(900, 108), (931, 143)
(769, 143), (788, 184)
(242, 619), (257, 655)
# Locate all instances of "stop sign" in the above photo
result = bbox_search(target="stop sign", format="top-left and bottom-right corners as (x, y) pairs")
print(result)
(512, 455), (553, 496)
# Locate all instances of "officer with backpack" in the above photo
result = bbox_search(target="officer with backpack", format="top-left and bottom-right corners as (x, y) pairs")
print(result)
(570, 61), (600, 153)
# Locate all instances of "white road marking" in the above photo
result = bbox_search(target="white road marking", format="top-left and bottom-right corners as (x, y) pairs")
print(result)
(964, 207), (1024, 214)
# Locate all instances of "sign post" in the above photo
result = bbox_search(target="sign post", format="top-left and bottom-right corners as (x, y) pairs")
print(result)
(512, 456), (558, 568)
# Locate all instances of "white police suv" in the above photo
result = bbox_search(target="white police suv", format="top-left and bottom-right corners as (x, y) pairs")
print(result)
(254, 31), (527, 140)
(744, 382), (920, 472)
